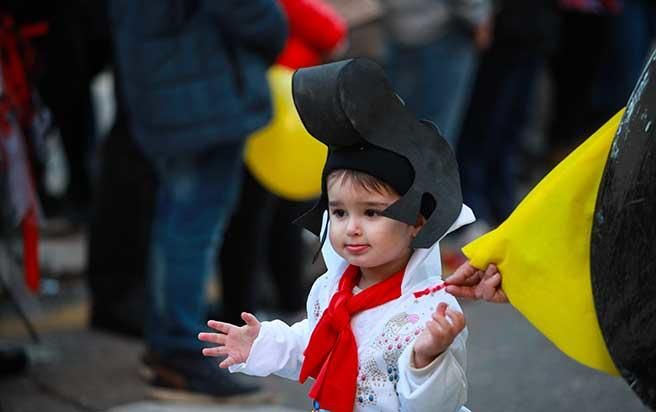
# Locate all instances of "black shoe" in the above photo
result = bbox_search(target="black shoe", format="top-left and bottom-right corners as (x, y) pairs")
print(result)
(143, 349), (268, 403)
(0, 346), (28, 377)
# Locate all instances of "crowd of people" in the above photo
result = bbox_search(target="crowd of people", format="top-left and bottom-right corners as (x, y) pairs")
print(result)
(1, 0), (655, 407)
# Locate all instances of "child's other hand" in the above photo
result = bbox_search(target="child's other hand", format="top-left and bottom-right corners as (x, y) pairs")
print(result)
(198, 312), (261, 368)
(445, 262), (508, 303)
(412, 303), (465, 369)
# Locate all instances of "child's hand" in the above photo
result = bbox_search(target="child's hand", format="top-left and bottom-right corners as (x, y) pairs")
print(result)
(197, 312), (261, 368)
(412, 303), (465, 369)
(445, 262), (508, 303)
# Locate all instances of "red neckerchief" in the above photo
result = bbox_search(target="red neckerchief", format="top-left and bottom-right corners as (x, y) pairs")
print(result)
(300, 264), (405, 412)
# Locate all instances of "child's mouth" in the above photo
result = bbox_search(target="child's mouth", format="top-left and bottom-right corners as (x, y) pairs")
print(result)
(345, 244), (369, 254)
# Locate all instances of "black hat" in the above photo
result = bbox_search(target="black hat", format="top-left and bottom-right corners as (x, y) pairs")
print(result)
(292, 58), (462, 248)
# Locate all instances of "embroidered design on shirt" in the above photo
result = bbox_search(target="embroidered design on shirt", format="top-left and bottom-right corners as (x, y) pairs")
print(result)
(356, 357), (388, 406)
(377, 313), (422, 384)
(312, 299), (322, 321)
(355, 311), (424, 406)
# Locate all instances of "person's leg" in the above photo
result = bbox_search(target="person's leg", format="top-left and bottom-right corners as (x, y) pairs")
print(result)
(147, 143), (244, 354)
(487, 53), (543, 223)
(457, 45), (506, 225)
(614, 0), (655, 101)
(87, 120), (156, 337)
(218, 167), (270, 326)
(589, 0), (652, 126)
(37, 1), (107, 223)
(420, 29), (478, 146)
(385, 43), (424, 114)
(548, 11), (613, 157)
(144, 142), (262, 399)
(268, 197), (312, 314)
(55, 91), (95, 219)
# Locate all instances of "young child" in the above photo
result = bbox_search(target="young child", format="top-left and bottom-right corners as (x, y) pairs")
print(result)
(198, 58), (476, 412)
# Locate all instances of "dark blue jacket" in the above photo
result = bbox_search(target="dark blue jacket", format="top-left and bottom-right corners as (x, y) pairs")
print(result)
(109, 0), (287, 158)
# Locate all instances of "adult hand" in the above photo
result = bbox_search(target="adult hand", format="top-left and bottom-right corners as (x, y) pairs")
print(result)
(446, 262), (508, 303)
(198, 312), (261, 368)
(412, 303), (465, 368)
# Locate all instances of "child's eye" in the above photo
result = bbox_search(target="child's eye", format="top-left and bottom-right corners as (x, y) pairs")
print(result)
(331, 209), (345, 218)
(365, 209), (381, 217)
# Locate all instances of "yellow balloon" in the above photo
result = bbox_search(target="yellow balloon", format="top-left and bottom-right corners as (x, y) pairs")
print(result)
(463, 110), (625, 375)
(245, 66), (327, 201)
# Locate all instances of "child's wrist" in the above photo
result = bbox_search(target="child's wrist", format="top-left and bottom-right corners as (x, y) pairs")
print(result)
(412, 349), (441, 369)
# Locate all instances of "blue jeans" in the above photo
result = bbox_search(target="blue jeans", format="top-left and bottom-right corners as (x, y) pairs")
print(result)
(622, 1), (656, 87)
(386, 29), (478, 147)
(457, 48), (542, 225)
(146, 143), (244, 353)
(596, 0), (656, 110)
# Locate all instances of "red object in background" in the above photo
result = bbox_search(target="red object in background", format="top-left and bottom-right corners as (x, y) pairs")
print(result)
(558, 0), (622, 14)
(441, 248), (467, 275)
(22, 209), (39, 292)
(0, 17), (47, 128)
(276, 0), (347, 69)
(0, 14), (48, 293)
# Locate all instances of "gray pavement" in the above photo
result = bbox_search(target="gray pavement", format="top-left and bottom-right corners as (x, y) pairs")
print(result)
(1, 297), (648, 412)
(0, 327), (309, 412)
(108, 404), (303, 412)
(463, 300), (648, 412)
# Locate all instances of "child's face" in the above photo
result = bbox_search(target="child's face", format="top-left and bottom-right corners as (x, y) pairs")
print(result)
(327, 177), (423, 278)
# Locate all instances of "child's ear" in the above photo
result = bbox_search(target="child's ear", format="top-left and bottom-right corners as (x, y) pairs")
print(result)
(411, 215), (427, 238)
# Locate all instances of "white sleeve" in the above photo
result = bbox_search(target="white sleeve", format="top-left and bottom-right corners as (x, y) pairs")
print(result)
(396, 328), (468, 412)
(228, 318), (310, 380)
(228, 273), (331, 380)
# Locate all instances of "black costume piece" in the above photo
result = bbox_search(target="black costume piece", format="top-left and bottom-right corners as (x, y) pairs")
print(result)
(591, 52), (656, 409)
(292, 58), (462, 248)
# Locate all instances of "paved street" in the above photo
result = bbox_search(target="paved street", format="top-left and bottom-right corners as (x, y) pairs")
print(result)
(0, 234), (650, 412)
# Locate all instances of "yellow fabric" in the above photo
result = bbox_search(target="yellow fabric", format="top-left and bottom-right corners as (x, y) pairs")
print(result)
(245, 66), (326, 201)
(463, 110), (625, 375)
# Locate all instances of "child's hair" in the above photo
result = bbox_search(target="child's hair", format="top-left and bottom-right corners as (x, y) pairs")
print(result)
(326, 168), (435, 220)
(326, 169), (399, 197)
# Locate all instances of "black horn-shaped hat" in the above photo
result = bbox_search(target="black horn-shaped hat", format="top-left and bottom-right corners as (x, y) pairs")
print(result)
(292, 58), (462, 248)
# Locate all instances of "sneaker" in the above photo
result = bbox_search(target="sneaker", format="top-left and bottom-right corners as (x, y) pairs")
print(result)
(0, 346), (28, 376)
(143, 349), (270, 403)
(139, 350), (159, 381)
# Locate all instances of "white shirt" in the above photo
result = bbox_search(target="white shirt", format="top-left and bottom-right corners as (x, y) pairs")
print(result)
(230, 206), (476, 412)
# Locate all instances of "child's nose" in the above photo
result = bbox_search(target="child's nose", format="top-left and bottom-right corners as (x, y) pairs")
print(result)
(346, 217), (362, 236)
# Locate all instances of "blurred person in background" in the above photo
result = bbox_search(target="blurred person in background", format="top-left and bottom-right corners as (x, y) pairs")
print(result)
(456, 0), (559, 241)
(6, 0), (110, 234)
(217, 0), (347, 327)
(3, 1), (150, 340)
(382, 0), (492, 146)
(62, 0), (156, 340)
(609, 0), (656, 105)
(109, 0), (287, 401)
(588, 0), (656, 128)
(323, 0), (387, 61)
(546, 0), (619, 164)
(86, 94), (156, 338)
